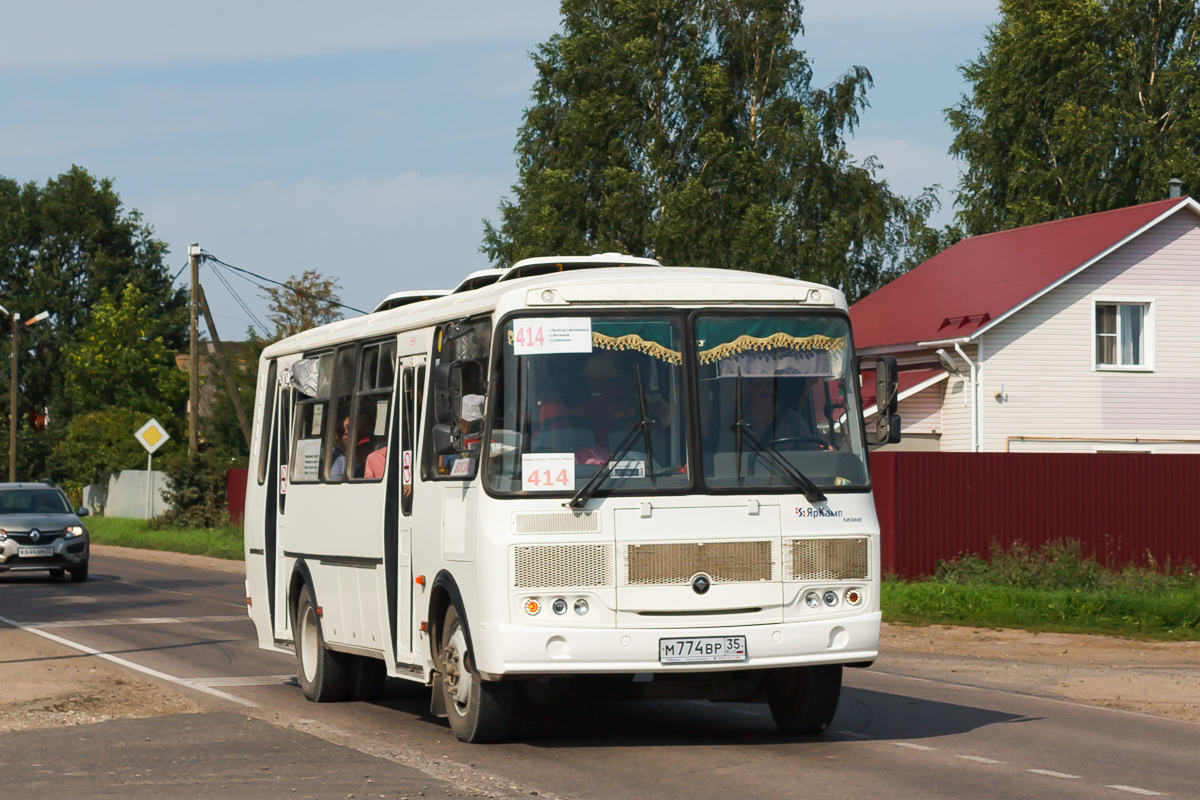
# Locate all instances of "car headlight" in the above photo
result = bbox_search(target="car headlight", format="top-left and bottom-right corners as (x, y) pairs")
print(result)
(64, 526), (84, 538)
(0, 528), (7, 541)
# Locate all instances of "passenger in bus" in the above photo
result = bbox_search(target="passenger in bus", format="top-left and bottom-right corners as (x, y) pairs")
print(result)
(363, 445), (387, 479)
(330, 416), (351, 480)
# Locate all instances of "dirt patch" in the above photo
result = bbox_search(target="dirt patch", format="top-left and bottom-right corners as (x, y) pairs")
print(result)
(89, 544), (244, 574)
(0, 626), (198, 733)
(879, 622), (1200, 723)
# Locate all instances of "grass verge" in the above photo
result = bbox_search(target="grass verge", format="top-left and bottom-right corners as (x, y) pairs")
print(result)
(87, 517), (244, 561)
(882, 539), (1200, 641)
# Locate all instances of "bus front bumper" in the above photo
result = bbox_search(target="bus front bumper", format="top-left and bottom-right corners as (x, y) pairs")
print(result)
(473, 612), (880, 678)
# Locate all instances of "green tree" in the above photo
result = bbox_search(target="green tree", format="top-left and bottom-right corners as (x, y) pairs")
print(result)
(51, 407), (174, 485)
(483, 0), (940, 301)
(260, 269), (344, 339)
(948, 0), (1200, 236)
(61, 284), (187, 430)
(0, 167), (187, 442)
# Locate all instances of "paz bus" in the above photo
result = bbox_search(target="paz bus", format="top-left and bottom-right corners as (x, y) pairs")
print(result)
(243, 254), (899, 743)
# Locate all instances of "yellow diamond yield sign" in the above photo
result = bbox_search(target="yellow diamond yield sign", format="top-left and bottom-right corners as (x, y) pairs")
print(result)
(134, 418), (171, 454)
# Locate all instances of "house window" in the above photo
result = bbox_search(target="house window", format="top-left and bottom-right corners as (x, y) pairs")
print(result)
(1095, 302), (1150, 368)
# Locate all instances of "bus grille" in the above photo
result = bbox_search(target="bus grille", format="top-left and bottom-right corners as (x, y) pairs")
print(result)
(513, 544), (612, 588)
(622, 541), (775, 585)
(512, 511), (601, 534)
(784, 537), (869, 581)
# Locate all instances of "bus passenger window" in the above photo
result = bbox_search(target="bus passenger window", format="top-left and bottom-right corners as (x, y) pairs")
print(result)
(289, 353), (333, 482)
(353, 340), (396, 481)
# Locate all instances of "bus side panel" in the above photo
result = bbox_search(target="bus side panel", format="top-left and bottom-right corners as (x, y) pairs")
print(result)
(245, 359), (277, 651)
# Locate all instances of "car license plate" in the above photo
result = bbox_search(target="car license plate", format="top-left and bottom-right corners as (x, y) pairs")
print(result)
(659, 635), (747, 664)
(19, 546), (53, 557)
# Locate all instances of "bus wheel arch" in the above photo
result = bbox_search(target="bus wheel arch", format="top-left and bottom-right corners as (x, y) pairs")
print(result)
(428, 571), (473, 664)
(288, 561), (315, 632)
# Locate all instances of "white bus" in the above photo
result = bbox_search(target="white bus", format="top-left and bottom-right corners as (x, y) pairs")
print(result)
(244, 255), (899, 742)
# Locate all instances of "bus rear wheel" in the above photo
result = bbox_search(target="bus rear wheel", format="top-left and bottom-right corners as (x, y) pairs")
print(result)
(295, 584), (351, 702)
(767, 664), (843, 735)
(438, 605), (511, 743)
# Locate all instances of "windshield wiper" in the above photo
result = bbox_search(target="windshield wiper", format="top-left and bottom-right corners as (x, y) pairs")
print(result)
(730, 421), (826, 503)
(567, 421), (647, 509)
(567, 365), (657, 509)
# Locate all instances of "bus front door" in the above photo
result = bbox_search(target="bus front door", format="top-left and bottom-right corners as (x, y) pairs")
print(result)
(388, 359), (423, 664)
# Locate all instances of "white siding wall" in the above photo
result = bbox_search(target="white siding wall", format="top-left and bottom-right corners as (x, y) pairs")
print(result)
(939, 344), (978, 451)
(900, 382), (944, 436)
(978, 209), (1200, 452)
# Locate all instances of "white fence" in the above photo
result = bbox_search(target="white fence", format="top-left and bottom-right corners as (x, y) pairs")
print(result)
(82, 470), (171, 519)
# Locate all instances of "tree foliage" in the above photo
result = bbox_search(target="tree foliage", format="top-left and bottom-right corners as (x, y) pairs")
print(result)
(483, 0), (940, 301)
(0, 166), (187, 479)
(948, 0), (1200, 236)
(260, 269), (344, 339)
(61, 284), (187, 430)
(51, 407), (174, 485)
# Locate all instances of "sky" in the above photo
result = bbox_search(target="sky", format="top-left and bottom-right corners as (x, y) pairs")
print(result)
(1, 0), (999, 336)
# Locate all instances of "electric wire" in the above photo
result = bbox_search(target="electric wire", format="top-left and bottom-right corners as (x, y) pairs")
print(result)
(200, 251), (368, 315)
(171, 261), (189, 284)
(206, 262), (271, 337)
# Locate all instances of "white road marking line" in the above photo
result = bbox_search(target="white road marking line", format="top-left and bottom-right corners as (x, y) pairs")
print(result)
(187, 675), (294, 687)
(893, 742), (937, 751)
(0, 614), (259, 709)
(21, 615), (248, 629)
(1027, 769), (1081, 779)
(1106, 786), (1164, 796)
(92, 575), (244, 608)
(833, 730), (871, 739)
(956, 755), (1004, 764)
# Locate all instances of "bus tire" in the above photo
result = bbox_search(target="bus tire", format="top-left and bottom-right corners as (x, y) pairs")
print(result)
(295, 584), (350, 702)
(349, 655), (387, 701)
(767, 664), (842, 735)
(438, 605), (511, 743)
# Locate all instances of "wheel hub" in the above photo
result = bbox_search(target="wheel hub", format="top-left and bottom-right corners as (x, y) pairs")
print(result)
(441, 627), (471, 709)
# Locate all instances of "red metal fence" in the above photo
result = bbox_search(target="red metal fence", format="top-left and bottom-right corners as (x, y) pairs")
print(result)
(226, 468), (248, 525)
(871, 452), (1200, 578)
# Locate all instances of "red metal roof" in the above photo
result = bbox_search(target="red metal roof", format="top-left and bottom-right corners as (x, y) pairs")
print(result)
(850, 198), (1190, 350)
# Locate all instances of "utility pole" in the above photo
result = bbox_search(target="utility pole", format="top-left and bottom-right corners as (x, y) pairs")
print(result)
(9, 310), (18, 482)
(188, 244), (201, 455)
(2, 306), (49, 482)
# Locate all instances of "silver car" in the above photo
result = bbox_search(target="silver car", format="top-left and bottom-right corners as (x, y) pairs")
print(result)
(0, 482), (90, 582)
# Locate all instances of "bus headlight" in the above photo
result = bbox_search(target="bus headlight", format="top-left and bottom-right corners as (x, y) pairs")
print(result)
(573, 598), (589, 616)
(552, 598), (568, 615)
(804, 591), (821, 609)
(822, 590), (839, 607)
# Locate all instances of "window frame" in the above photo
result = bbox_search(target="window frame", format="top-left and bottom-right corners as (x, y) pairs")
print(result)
(1092, 298), (1155, 372)
(422, 316), (493, 483)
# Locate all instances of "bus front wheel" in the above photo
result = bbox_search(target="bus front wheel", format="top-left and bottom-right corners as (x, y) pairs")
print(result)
(767, 664), (843, 735)
(295, 584), (350, 702)
(438, 605), (512, 743)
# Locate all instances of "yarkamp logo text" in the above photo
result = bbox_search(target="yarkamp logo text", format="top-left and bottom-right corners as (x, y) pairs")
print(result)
(796, 507), (841, 518)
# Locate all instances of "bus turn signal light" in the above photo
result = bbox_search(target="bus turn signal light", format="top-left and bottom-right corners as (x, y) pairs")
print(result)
(415, 575), (426, 586)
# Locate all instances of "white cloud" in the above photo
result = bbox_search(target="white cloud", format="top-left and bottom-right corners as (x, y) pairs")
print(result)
(143, 171), (508, 331)
(0, 0), (561, 73)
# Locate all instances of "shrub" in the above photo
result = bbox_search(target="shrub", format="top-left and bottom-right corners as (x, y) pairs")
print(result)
(153, 448), (241, 529)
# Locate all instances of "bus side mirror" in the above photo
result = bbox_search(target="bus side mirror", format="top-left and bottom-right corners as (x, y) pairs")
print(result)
(433, 363), (455, 425)
(432, 424), (459, 455)
(872, 356), (901, 445)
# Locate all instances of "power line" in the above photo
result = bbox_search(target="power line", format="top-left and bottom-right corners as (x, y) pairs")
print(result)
(200, 251), (368, 315)
(207, 262), (271, 337)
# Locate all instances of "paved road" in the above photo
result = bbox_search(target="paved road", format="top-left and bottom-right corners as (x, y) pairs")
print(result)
(2, 551), (1197, 799)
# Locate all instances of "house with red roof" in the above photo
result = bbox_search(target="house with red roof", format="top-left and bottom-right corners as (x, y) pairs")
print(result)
(851, 194), (1200, 453)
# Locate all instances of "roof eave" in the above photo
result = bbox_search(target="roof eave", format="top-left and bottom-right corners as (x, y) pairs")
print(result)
(960, 197), (1200, 342)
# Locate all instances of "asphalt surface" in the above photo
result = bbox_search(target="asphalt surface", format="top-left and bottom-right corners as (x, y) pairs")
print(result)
(2, 551), (1197, 799)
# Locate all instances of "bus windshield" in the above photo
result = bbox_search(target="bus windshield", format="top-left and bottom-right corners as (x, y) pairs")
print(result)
(487, 314), (690, 495)
(695, 314), (868, 489)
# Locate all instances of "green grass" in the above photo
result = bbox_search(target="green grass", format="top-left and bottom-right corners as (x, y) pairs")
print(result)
(87, 517), (244, 561)
(882, 539), (1200, 641)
